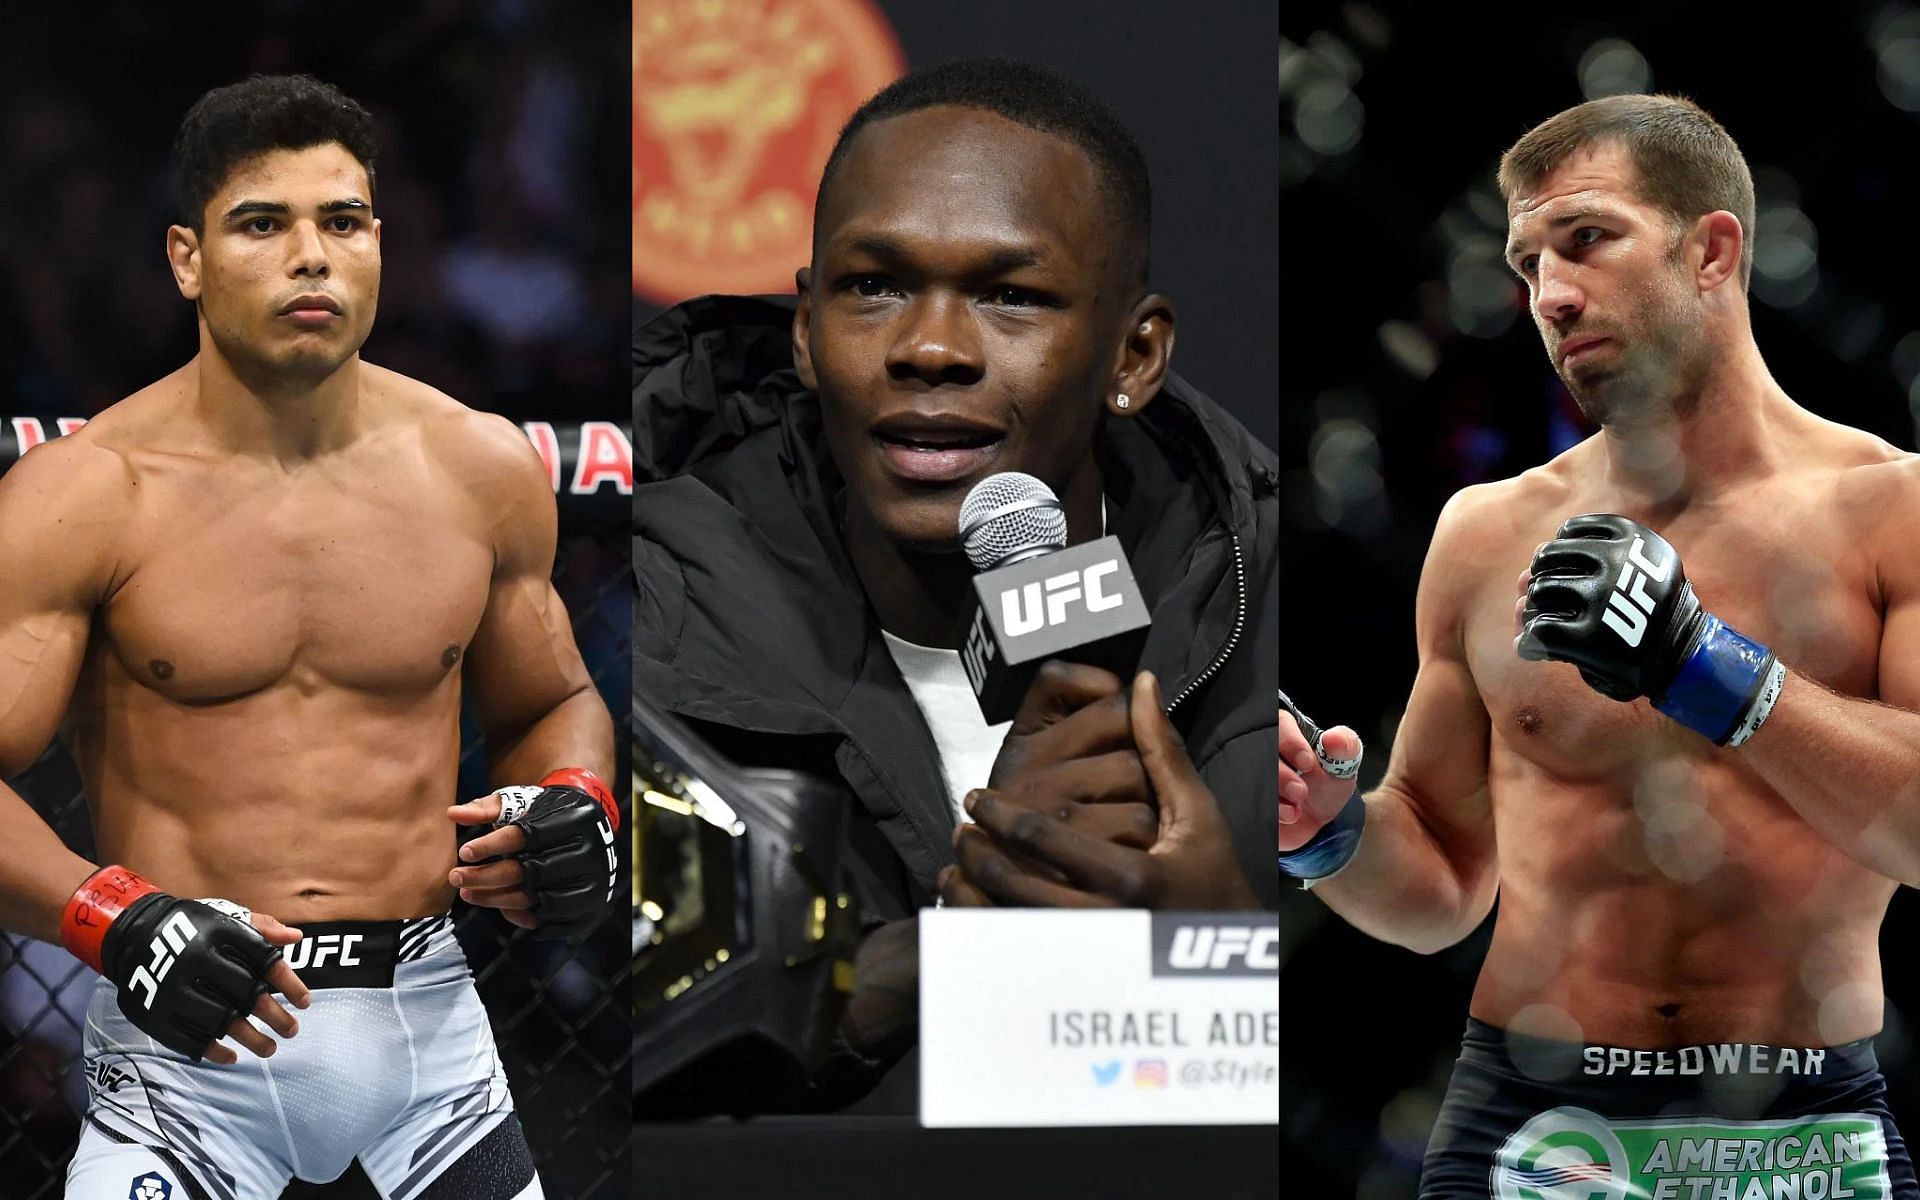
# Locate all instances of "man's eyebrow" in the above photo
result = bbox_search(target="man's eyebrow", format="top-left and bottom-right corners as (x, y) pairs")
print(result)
(837, 234), (1049, 275)
(224, 200), (290, 220)
(223, 198), (370, 221)
(1505, 207), (1613, 262)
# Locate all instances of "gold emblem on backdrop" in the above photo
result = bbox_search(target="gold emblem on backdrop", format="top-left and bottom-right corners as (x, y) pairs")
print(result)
(632, 0), (906, 304)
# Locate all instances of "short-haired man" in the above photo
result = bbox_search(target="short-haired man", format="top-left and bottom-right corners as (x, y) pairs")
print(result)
(636, 57), (1278, 1103)
(1281, 94), (1920, 1196)
(0, 75), (616, 1198)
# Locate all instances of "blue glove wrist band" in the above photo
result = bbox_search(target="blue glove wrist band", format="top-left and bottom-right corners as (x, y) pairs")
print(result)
(1655, 613), (1786, 746)
(1279, 788), (1365, 882)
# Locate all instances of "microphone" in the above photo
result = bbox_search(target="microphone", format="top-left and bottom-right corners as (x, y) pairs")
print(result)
(955, 472), (1152, 723)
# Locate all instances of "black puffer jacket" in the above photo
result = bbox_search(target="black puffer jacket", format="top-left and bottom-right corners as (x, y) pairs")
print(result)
(635, 294), (1279, 915)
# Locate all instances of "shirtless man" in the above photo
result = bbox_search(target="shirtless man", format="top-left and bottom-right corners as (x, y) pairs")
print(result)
(1280, 94), (1920, 1197)
(0, 76), (615, 1199)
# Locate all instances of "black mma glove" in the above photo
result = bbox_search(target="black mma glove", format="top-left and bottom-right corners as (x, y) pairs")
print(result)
(492, 768), (619, 941)
(62, 866), (281, 1061)
(1517, 513), (1786, 746)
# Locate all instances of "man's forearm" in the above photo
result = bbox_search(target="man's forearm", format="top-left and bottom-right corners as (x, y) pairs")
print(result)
(1738, 671), (1920, 883)
(0, 779), (97, 944)
(486, 686), (616, 788)
(1310, 788), (1494, 955)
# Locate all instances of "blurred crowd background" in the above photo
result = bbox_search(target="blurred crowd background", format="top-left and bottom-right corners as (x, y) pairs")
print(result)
(0, 4), (632, 1196)
(1284, 4), (1920, 1195)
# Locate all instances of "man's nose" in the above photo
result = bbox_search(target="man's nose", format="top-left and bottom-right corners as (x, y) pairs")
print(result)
(886, 292), (984, 386)
(286, 219), (330, 278)
(1534, 256), (1583, 323)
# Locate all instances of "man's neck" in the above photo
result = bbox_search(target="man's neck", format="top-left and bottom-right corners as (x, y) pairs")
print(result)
(1597, 340), (1796, 510)
(849, 461), (1106, 649)
(191, 338), (365, 464)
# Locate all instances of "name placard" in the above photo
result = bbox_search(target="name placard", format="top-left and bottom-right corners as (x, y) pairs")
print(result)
(919, 910), (1279, 1127)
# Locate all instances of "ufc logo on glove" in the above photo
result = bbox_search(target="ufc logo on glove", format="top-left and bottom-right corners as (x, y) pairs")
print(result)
(1601, 535), (1674, 647)
(129, 911), (198, 1011)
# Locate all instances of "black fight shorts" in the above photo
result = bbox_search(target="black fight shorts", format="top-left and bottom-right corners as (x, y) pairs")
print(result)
(1420, 1018), (1917, 1199)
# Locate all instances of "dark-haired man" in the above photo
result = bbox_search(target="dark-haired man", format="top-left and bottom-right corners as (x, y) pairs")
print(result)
(0, 75), (614, 1198)
(636, 57), (1279, 1106)
(1281, 93), (1920, 1196)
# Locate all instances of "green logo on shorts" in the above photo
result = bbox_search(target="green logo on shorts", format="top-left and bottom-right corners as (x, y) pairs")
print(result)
(1492, 1107), (1892, 1199)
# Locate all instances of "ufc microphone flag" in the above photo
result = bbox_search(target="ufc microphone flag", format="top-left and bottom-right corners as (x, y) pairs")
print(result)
(960, 535), (1153, 723)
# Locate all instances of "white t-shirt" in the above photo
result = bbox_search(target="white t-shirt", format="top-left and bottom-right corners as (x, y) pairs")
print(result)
(881, 504), (1109, 824)
(881, 630), (1012, 826)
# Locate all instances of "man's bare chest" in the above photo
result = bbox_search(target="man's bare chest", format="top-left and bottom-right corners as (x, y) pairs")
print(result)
(97, 468), (494, 700)
(1463, 505), (1882, 775)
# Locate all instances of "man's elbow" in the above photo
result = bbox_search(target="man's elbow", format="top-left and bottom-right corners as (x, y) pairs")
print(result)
(1389, 919), (1476, 957)
(485, 682), (603, 738)
(1398, 874), (1496, 956)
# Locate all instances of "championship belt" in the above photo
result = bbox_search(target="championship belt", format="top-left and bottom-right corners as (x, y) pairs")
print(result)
(632, 692), (861, 1111)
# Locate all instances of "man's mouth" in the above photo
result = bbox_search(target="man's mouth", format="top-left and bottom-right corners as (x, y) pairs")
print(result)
(1559, 335), (1610, 365)
(870, 414), (1007, 484)
(278, 294), (343, 325)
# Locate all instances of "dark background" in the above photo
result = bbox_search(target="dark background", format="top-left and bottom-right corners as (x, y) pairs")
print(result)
(1284, 5), (1920, 1196)
(632, 0), (1280, 456)
(0, 4), (632, 1197)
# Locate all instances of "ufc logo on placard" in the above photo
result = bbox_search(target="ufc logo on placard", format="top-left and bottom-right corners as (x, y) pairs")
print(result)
(1000, 561), (1123, 637)
(284, 933), (363, 971)
(129, 911), (199, 1010)
(1166, 925), (1280, 971)
(1600, 536), (1672, 647)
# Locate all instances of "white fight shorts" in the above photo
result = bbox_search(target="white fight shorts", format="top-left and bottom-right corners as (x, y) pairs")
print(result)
(66, 915), (542, 1200)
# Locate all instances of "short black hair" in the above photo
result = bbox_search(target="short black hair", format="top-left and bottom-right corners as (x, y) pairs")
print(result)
(815, 58), (1152, 284)
(171, 74), (377, 231)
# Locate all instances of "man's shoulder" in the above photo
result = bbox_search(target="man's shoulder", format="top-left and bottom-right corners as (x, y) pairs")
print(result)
(1822, 445), (1920, 563)
(55, 364), (196, 453)
(1432, 456), (1577, 556)
(1818, 428), (1918, 497)
(1412, 459), (1581, 641)
(365, 360), (479, 425)
(2, 409), (141, 516)
(0, 418), (139, 599)
(367, 365), (545, 485)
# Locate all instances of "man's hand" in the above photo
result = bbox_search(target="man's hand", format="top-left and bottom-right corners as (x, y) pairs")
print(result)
(63, 867), (311, 1063)
(448, 792), (535, 929)
(840, 916), (919, 1061)
(1278, 708), (1361, 852)
(449, 768), (619, 939)
(939, 672), (1261, 909)
(205, 911), (309, 1065)
(983, 662), (1158, 854)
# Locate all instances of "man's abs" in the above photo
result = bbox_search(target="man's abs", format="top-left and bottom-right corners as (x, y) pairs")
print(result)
(69, 658), (472, 924)
(1470, 751), (1895, 1047)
